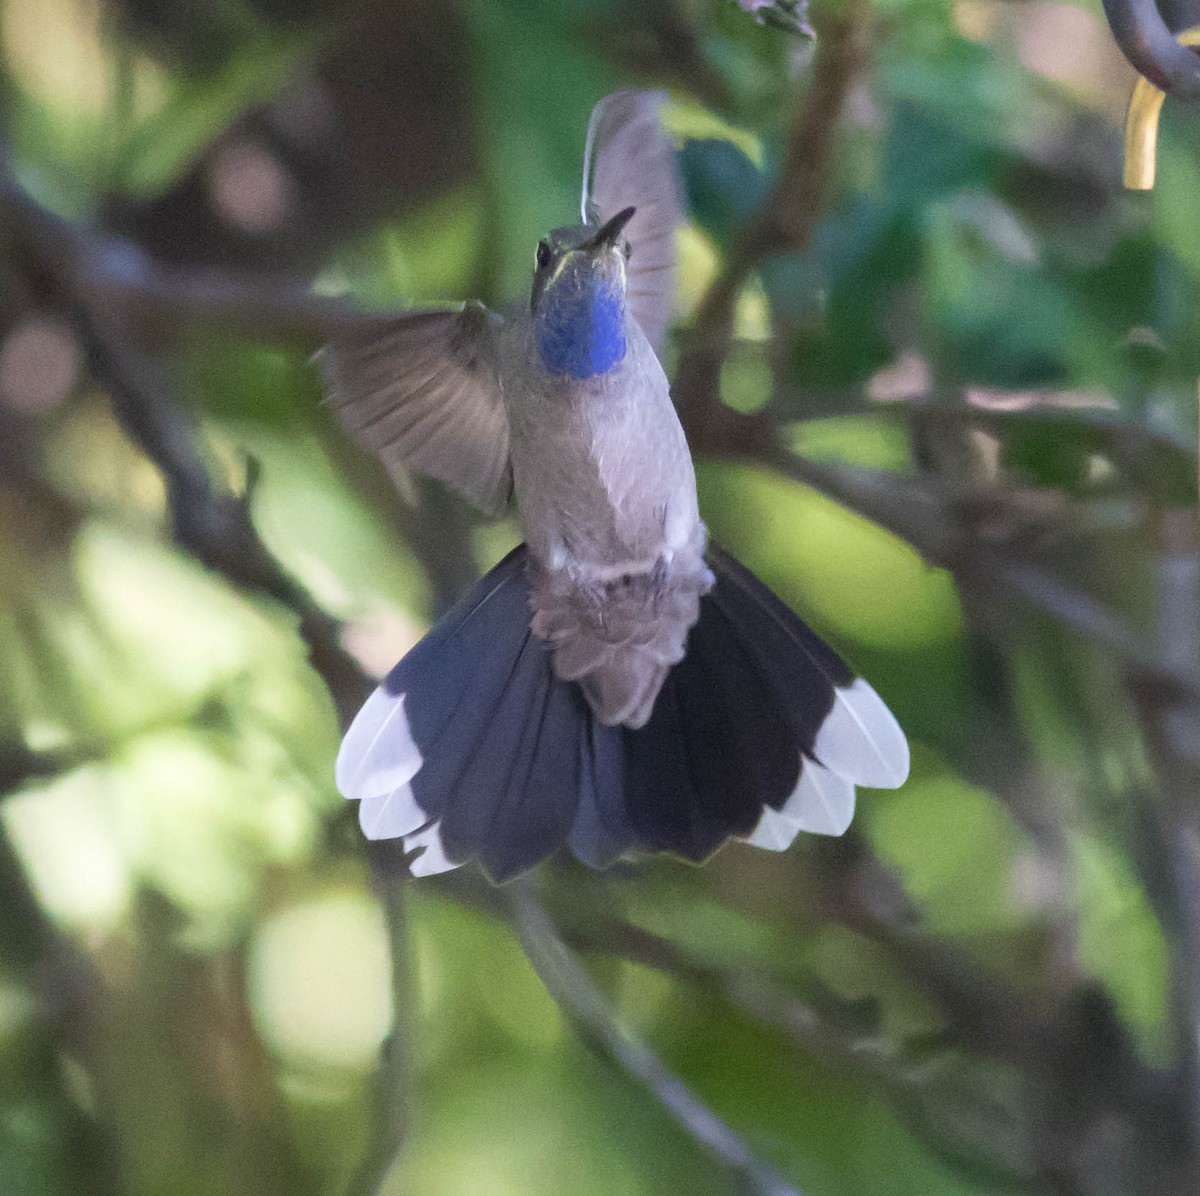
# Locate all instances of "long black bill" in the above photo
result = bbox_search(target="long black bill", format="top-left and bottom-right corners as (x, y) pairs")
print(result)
(584, 205), (636, 251)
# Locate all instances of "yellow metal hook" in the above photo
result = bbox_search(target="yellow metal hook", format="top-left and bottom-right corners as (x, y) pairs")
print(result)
(1124, 27), (1200, 190)
(1122, 31), (1200, 521)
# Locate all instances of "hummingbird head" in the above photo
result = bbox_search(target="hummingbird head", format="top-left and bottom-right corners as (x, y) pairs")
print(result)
(531, 206), (635, 380)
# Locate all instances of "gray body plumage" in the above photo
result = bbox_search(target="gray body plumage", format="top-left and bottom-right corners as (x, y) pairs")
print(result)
(503, 301), (711, 727)
(323, 90), (910, 882)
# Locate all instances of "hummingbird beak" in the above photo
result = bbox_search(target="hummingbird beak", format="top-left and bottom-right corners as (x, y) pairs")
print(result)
(583, 206), (636, 252)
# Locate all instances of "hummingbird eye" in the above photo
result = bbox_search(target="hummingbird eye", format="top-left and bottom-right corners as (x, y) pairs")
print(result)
(623, 241), (632, 261)
(536, 240), (552, 270)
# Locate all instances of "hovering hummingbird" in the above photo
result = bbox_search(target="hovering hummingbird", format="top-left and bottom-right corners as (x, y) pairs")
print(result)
(323, 91), (909, 882)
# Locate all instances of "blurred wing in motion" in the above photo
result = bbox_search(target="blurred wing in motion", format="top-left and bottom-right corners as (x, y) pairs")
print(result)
(320, 301), (512, 516)
(582, 90), (684, 354)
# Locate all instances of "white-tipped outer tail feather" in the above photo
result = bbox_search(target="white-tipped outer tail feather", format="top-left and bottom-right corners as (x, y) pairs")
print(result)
(341, 687), (458, 872)
(746, 760), (856, 849)
(357, 783), (427, 840)
(813, 678), (910, 790)
(744, 679), (908, 853)
(336, 691), (424, 801)
(402, 822), (457, 877)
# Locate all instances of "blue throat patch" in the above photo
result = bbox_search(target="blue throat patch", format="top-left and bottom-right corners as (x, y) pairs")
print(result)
(535, 275), (627, 379)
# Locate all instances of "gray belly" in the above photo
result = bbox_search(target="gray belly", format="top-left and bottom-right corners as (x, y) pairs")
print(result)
(505, 314), (711, 726)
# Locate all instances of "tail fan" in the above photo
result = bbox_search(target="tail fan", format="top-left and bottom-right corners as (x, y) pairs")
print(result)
(336, 545), (909, 881)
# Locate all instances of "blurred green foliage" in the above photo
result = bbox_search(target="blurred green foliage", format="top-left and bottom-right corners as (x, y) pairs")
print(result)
(0, 0), (1199, 1194)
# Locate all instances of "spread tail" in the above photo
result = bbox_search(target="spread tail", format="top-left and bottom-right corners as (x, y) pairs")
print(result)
(337, 545), (909, 882)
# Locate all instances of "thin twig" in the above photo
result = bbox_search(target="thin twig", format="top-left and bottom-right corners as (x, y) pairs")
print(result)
(511, 881), (806, 1196)
(557, 908), (1040, 1188)
(0, 148), (361, 344)
(762, 446), (1200, 698)
(687, 395), (1200, 697)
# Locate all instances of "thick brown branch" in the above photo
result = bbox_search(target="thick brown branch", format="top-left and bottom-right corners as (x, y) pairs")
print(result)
(1, 149), (430, 1196)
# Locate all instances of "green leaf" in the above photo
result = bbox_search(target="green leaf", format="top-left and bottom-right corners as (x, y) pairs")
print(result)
(680, 137), (768, 247)
(113, 27), (324, 197)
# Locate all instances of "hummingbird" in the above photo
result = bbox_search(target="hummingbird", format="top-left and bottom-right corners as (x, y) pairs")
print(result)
(322, 91), (909, 882)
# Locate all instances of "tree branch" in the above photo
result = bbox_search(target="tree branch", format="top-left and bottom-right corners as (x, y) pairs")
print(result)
(2, 149), (420, 1195)
(673, 0), (869, 439)
(763, 446), (1200, 698)
(0, 164), (362, 343)
(511, 881), (807, 1196)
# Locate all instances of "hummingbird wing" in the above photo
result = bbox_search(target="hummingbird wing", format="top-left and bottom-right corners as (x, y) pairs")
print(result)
(582, 90), (684, 355)
(319, 301), (511, 516)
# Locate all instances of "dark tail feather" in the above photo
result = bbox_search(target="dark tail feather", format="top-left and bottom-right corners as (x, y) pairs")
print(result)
(478, 674), (585, 882)
(621, 599), (795, 862)
(710, 548), (909, 788)
(662, 598), (799, 855)
(569, 717), (632, 869)
(434, 622), (552, 871)
(335, 546), (533, 870)
(337, 543), (908, 880)
(698, 547), (909, 848)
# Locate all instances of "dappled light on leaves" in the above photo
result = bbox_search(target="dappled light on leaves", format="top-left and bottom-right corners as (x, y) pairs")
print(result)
(3, 769), (132, 933)
(1073, 837), (1172, 1062)
(249, 893), (392, 1070)
(2, 0), (111, 117)
(699, 459), (962, 651)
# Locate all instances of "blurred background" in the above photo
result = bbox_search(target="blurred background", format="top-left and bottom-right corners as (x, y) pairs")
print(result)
(1, 0), (1199, 1193)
